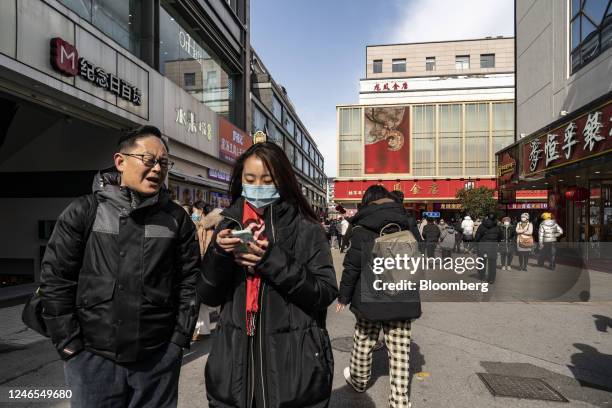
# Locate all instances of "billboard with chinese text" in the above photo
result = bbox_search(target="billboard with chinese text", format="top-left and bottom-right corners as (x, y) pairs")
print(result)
(520, 100), (612, 177)
(364, 106), (410, 174)
(219, 117), (252, 163)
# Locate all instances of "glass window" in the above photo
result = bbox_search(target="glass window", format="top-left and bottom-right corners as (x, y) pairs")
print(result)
(465, 103), (489, 176)
(295, 128), (303, 146)
(373, 59), (383, 73)
(392, 58), (406, 72)
(412, 105), (435, 176)
(285, 141), (295, 164)
(303, 137), (310, 152)
(480, 54), (495, 68)
(272, 95), (283, 122)
(492, 102), (515, 156)
(295, 151), (303, 172)
(339, 107), (362, 177)
(267, 124), (283, 146)
(439, 104), (462, 176)
(159, 6), (235, 120)
(425, 57), (436, 71)
(252, 105), (266, 133)
(570, 0), (612, 74)
(455, 55), (470, 70)
(184, 72), (196, 86)
(59, 0), (143, 57)
(284, 112), (295, 135)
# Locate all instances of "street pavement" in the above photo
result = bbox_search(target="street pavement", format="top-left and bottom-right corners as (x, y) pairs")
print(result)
(1, 249), (611, 407)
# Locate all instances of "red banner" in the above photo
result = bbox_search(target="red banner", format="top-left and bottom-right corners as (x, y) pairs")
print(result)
(334, 179), (495, 200)
(521, 100), (612, 176)
(219, 117), (252, 163)
(364, 106), (410, 174)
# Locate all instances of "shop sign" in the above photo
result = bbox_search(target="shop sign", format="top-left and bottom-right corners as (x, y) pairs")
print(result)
(521, 101), (612, 176)
(50, 37), (141, 106)
(373, 81), (409, 92)
(504, 203), (548, 210)
(439, 203), (462, 210)
(175, 107), (213, 140)
(219, 117), (252, 163)
(423, 211), (440, 218)
(208, 168), (231, 183)
(335, 179), (496, 200)
(497, 152), (517, 182)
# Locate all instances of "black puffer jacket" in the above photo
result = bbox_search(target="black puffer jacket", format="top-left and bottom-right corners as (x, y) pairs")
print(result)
(197, 198), (338, 408)
(40, 169), (200, 362)
(475, 218), (503, 257)
(499, 224), (516, 253)
(339, 198), (422, 321)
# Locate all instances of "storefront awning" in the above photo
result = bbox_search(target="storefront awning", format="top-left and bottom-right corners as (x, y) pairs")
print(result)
(169, 169), (229, 191)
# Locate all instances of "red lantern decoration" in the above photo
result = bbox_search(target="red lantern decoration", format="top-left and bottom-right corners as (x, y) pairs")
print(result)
(564, 187), (589, 201)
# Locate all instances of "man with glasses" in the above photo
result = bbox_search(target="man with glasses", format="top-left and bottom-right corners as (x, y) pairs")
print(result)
(39, 125), (200, 407)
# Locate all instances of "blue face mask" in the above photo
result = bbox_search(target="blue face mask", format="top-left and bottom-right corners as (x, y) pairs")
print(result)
(242, 183), (280, 208)
(191, 213), (201, 222)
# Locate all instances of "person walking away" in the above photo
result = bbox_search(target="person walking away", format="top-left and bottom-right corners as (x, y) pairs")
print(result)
(335, 219), (344, 251)
(328, 220), (339, 249)
(516, 212), (534, 271)
(340, 216), (350, 253)
(475, 213), (502, 283)
(499, 216), (516, 270)
(197, 142), (337, 408)
(337, 185), (420, 408)
(461, 215), (475, 253)
(192, 203), (224, 341)
(422, 217), (441, 257)
(538, 212), (563, 269)
(452, 218), (463, 253)
(39, 126), (199, 407)
(439, 223), (456, 258)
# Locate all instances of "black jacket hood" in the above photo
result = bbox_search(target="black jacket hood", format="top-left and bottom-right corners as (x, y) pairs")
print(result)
(352, 199), (410, 232)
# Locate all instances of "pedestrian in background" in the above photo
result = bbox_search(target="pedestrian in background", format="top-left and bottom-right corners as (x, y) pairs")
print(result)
(516, 212), (534, 271)
(340, 216), (350, 253)
(499, 216), (516, 270)
(461, 215), (475, 253)
(475, 213), (502, 284)
(452, 217), (463, 253)
(329, 219), (339, 248)
(422, 217), (441, 257)
(538, 212), (563, 270)
(439, 221), (456, 258)
(338, 184), (420, 408)
(39, 126), (199, 407)
(197, 142), (337, 408)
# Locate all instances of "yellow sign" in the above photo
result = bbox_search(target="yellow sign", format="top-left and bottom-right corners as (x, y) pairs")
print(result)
(253, 130), (267, 144)
(410, 183), (421, 195)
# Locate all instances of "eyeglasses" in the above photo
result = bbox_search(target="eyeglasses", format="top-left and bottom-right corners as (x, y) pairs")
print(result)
(121, 153), (174, 170)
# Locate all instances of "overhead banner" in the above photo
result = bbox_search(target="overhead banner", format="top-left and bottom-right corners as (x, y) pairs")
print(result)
(364, 106), (410, 174)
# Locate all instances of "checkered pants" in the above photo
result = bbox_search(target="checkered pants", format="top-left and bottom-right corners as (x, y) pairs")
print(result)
(348, 318), (412, 408)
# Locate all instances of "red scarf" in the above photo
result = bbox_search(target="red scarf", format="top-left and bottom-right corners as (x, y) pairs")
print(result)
(243, 201), (266, 336)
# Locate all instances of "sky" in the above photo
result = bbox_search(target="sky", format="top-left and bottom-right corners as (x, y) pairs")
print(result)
(250, 0), (515, 177)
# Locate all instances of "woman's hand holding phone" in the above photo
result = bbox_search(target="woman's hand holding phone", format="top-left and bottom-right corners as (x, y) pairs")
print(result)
(216, 229), (242, 253)
(234, 239), (269, 267)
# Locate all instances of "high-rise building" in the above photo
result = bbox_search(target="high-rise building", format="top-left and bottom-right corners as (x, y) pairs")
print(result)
(336, 37), (544, 217)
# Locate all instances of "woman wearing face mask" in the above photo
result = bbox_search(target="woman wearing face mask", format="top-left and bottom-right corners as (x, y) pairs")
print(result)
(197, 142), (338, 408)
(499, 216), (516, 270)
(516, 212), (534, 271)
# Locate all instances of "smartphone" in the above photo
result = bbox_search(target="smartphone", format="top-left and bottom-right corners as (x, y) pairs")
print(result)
(231, 229), (254, 253)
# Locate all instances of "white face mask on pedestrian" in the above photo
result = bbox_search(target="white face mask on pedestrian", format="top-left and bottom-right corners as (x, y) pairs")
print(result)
(504, 221), (510, 226)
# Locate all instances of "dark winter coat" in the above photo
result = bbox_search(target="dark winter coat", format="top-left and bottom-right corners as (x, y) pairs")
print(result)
(422, 223), (441, 243)
(339, 198), (422, 322)
(197, 198), (338, 408)
(499, 224), (516, 253)
(475, 218), (503, 257)
(39, 169), (200, 362)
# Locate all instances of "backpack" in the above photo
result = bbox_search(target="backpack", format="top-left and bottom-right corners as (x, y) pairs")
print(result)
(21, 195), (98, 337)
(357, 223), (420, 300)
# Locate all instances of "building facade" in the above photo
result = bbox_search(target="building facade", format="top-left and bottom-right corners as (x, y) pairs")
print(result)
(497, 0), (612, 248)
(250, 50), (327, 215)
(336, 37), (545, 217)
(0, 0), (250, 292)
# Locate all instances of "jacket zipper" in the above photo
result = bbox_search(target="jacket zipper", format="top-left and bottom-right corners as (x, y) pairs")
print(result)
(258, 205), (275, 408)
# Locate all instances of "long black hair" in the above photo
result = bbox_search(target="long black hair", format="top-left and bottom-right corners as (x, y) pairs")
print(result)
(229, 142), (319, 222)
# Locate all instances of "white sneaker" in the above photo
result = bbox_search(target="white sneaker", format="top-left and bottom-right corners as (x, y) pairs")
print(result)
(343, 367), (365, 393)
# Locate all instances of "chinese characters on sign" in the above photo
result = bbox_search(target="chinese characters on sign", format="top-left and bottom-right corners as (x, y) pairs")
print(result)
(373, 81), (409, 92)
(175, 107), (212, 140)
(522, 101), (612, 175)
(50, 37), (141, 106)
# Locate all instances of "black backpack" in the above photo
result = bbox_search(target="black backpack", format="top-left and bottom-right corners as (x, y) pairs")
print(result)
(21, 195), (98, 337)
